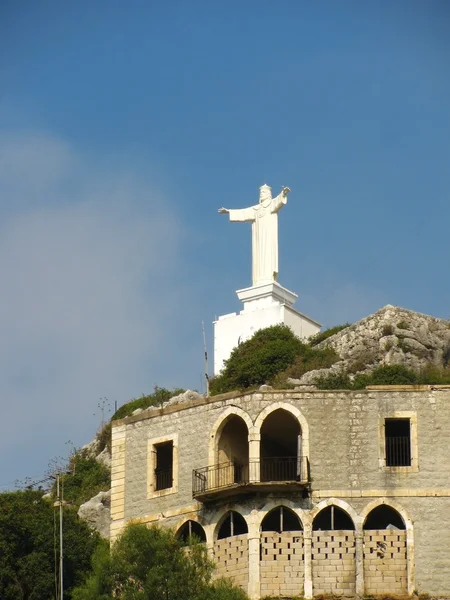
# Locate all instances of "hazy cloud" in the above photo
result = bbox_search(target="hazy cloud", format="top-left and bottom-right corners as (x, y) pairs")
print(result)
(0, 131), (186, 484)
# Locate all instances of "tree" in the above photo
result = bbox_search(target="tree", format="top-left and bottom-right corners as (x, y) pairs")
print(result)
(73, 523), (248, 600)
(0, 489), (100, 600)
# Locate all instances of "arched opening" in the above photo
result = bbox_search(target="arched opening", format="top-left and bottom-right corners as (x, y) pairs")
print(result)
(363, 505), (405, 530)
(260, 409), (301, 481)
(176, 520), (207, 545)
(312, 505), (356, 595)
(217, 415), (249, 486)
(260, 506), (305, 596)
(261, 506), (303, 532)
(217, 511), (248, 540)
(313, 506), (355, 531)
(363, 505), (408, 595)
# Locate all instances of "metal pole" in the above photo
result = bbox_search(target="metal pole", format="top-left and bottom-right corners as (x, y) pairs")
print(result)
(57, 474), (64, 600)
(59, 476), (64, 600)
(202, 321), (209, 396)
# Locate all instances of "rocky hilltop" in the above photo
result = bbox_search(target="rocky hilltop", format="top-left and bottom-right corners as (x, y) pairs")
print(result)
(297, 305), (450, 384)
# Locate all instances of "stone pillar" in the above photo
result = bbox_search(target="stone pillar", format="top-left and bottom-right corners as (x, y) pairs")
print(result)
(248, 432), (260, 482)
(247, 512), (260, 600)
(355, 530), (364, 596)
(303, 525), (313, 599)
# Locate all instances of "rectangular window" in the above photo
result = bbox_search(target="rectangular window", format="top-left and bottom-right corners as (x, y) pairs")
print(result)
(154, 441), (173, 491)
(385, 418), (411, 466)
(147, 434), (178, 498)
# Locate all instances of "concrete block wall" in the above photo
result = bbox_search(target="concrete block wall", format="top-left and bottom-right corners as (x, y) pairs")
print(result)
(311, 531), (356, 595)
(213, 534), (249, 589)
(363, 530), (407, 594)
(260, 532), (304, 598)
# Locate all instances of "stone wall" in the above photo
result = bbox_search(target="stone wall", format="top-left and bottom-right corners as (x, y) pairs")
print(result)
(111, 386), (450, 597)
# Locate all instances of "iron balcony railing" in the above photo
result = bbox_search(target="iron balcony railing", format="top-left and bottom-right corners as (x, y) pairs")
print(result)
(192, 456), (309, 498)
(386, 436), (411, 467)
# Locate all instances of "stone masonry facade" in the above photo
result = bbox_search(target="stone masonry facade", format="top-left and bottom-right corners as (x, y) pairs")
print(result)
(111, 386), (450, 598)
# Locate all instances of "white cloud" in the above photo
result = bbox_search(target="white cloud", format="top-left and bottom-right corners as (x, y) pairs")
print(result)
(0, 131), (187, 484)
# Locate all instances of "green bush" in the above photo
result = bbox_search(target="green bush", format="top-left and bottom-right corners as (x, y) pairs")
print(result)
(72, 523), (249, 600)
(210, 325), (311, 395)
(96, 421), (112, 453)
(418, 364), (450, 385)
(62, 453), (111, 507)
(112, 386), (185, 420)
(315, 364), (421, 390)
(314, 372), (353, 390)
(309, 323), (350, 347)
(273, 346), (339, 387)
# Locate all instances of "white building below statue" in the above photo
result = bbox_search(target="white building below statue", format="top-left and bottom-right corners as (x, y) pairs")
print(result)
(214, 281), (321, 374)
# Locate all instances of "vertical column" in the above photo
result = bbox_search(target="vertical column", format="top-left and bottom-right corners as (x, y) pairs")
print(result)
(248, 432), (260, 482)
(204, 524), (216, 565)
(247, 512), (260, 600)
(303, 525), (313, 599)
(110, 423), (126, 542)
(355, 530), (364, 596)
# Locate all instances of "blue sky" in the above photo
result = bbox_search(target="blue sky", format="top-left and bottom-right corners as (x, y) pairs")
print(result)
(1, 1), (449, 487)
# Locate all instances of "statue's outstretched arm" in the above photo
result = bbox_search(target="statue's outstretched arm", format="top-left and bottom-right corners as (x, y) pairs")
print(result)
(271, 187), (290, 213)
(219, 205), (255, 222)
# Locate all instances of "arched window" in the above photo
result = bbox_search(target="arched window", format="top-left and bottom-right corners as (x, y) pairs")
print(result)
(313, 505), (355, 531)
(363, 505), (405, 530)
(217, 415), (249, 484)
(176, 520), (207, 545)
(217, 511), (248, 539)
(261, 506), (303, 532)
(260, 409), (302, 481)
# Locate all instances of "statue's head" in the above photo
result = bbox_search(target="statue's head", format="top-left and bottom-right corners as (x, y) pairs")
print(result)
(259, 184), (272, 203)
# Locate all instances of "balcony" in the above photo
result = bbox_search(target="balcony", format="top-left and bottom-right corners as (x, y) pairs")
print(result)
(192, 456), (310, 501)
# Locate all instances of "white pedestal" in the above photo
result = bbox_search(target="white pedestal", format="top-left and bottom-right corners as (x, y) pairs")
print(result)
(213, 282), (321, 375)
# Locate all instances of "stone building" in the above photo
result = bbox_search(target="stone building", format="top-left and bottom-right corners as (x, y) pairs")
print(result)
(111, 384), (450, 598)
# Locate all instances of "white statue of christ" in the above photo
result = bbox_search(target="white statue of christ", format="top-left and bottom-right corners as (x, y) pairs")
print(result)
(219, 184), (290, 286)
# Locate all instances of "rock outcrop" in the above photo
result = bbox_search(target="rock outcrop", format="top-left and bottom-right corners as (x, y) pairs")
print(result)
(297, 305), (450, 384)
(78, 490), (111, 539)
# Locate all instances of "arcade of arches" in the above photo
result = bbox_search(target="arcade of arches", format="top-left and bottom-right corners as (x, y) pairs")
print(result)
(186, 503), (409, 597)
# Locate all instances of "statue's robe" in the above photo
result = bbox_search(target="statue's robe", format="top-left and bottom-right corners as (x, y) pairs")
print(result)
(228, 193), (287, 286)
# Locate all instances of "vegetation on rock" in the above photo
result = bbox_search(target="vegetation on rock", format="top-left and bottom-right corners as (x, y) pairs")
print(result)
(210, 314), (450, 395)
(315, 364), (450, 390)
(0, 489), (100, 600)
(63, 452), (111, 508)
(309, 323), (350, 346)
(72, 523), (248, 600)
(112, 386), (186, 421)
(210, 325), (339, 395)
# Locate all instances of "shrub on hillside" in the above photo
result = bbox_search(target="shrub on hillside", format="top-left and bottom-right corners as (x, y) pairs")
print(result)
(112, 386), (185, 420)
(272, 346), (339, 387)
(352, 364), (419, 388)
(62, 453), (111, 507)
(309, 323), (350, 347)
(315, 364), (423, 390)
(210, 325), (310, 395)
